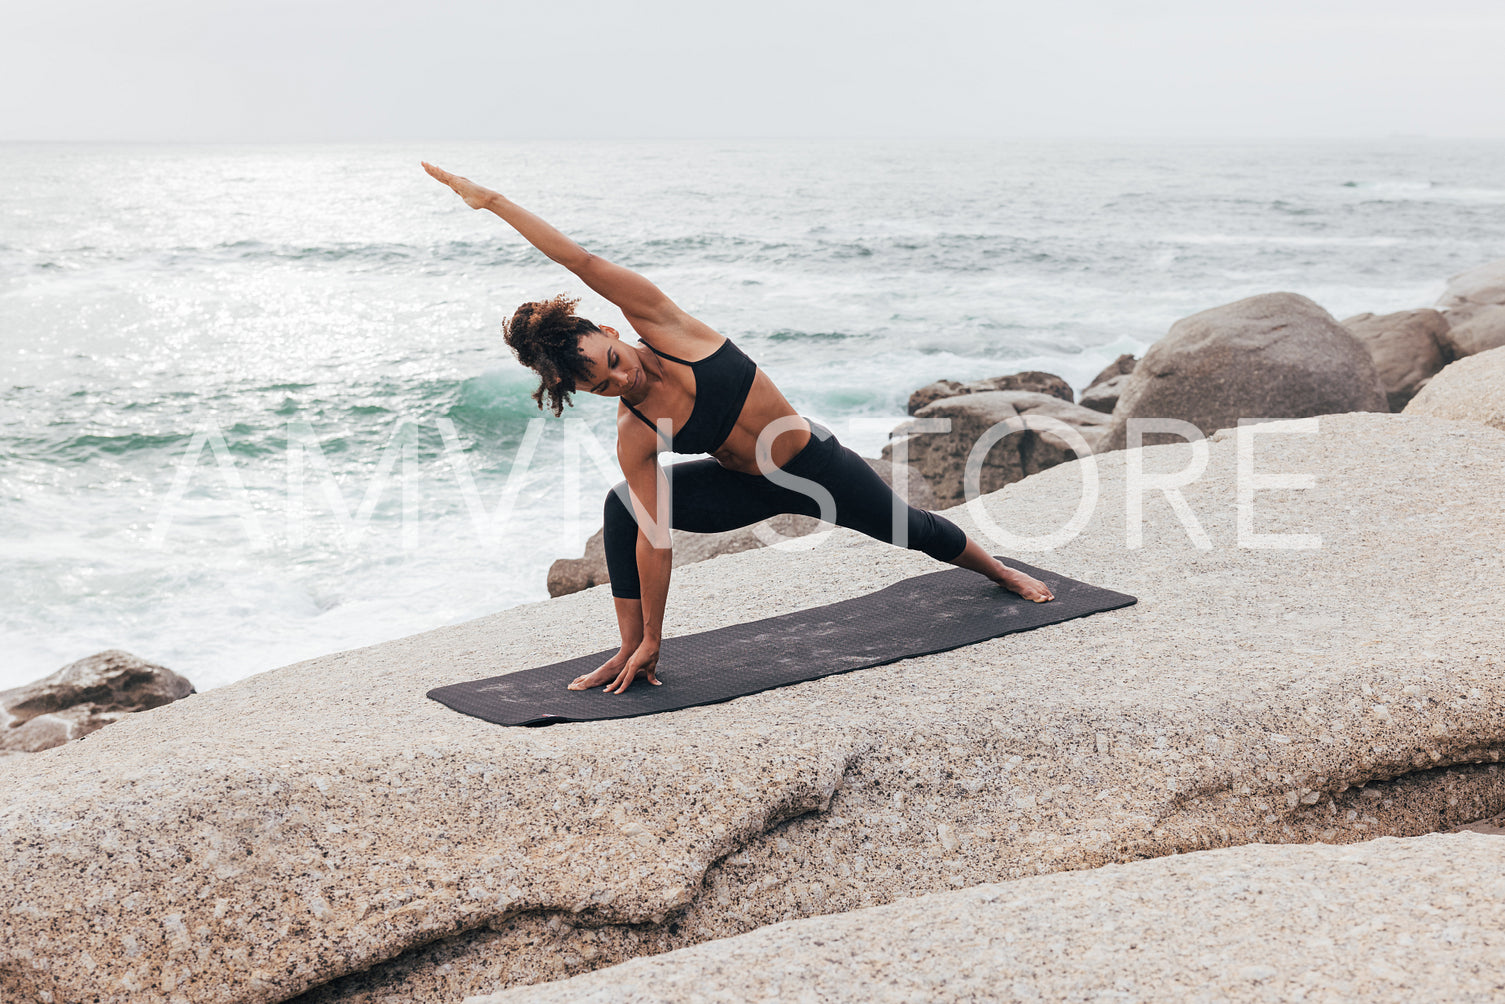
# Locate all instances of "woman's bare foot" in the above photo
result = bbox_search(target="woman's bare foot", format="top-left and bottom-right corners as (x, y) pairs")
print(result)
(569, 648), (630, 690)
(992, 563), (1054, 602)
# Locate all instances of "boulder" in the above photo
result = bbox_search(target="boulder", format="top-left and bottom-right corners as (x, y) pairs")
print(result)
(0, 649), (194, 754)
(1078, 372), (1132, 414)
(4, 413), (1504, 1004)
(1438, 304), (1505, 360)
(907, 371), (1073, 415)
(907, 378), (966, 414)
(1436, 258), (1505, 313)
(1435, 260), (1505, 359)
(883, 391), (1111, 508)
(1340, 309), (1452, 411)
(1086, 352), (1138, 389)
(477, 833), (1505, 1004)
(547, 457), (935, 598)
(1402, 344), (1505, 432)
(1100, 292), (1388, 452)
(1078, 354), (1139, 414)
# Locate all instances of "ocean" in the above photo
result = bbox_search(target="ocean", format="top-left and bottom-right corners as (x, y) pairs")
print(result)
(2, 139), (1502, 691)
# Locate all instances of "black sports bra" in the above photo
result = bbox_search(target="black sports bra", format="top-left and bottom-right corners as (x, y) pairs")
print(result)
(622, 337), (759, 455)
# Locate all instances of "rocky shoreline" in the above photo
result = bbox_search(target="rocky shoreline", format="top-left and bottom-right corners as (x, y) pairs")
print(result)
(2, 262), (1504, 1003)
(548, 259), (1505, 598)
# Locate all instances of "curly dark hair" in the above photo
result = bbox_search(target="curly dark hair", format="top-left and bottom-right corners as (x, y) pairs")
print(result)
(502, 294), (600, 416)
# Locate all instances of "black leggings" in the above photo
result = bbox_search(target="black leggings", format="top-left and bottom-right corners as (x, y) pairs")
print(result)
(603, 420), (968, 599)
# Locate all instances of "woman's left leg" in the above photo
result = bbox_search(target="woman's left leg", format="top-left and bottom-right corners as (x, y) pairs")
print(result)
(793, 426), (1055, 602)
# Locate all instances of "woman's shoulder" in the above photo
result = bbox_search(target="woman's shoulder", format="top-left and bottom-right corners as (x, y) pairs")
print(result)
(634, 313), (728, 363)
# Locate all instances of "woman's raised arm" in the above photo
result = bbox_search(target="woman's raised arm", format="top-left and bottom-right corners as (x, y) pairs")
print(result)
(422, 162), (677, 329)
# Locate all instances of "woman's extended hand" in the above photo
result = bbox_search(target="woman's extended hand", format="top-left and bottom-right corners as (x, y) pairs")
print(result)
(605, 640), (661, 695)
(422, 161), (497, 210)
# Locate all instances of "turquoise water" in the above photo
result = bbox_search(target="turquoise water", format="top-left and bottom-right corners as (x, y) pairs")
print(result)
(3, 139), (1503, 689)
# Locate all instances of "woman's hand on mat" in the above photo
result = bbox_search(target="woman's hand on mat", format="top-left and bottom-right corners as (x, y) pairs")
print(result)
(567, 642), (662, 693)
(604, 641), (661, 694)
(994, 563), (1054, 602)
(422, 162), (496, 210)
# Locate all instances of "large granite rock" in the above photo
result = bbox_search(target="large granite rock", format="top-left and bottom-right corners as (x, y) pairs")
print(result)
(1439, 305), (1505, 360)
(883, 391), (1111, 509)
(1402, 344), (1505, 432)
(1086, 352), (1138, 389)
(547, 458), (935, 598)
(3, 413), (1503, 1004)
(1436, 259), (1505, 359)
(1100, 292), (1388, 452)
(1078, 352), (1139, 415)
(0, 649), (194, 753)
(1079, 372), (1132, 414)
(478, 833), (1505, 1004)
(1340, 308), (1452, 411)
(1437, 258), (1505, 312)
(907, 371), (1073, 415)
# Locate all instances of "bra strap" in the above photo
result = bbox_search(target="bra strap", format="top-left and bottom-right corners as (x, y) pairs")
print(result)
(623, 400), (671, 443)
(637, 337), (695, 366)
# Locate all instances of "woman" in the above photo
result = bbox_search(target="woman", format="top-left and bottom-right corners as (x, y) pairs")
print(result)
(423, 163), (1054, 695)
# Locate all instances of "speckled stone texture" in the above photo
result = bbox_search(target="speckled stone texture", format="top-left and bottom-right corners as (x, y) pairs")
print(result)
(1100, 292), (1388, 452)
(883, 390), (1112, 507)
(1436, 258), (1505, 359)
(906, 371), (1075, 414)
(2, 412), (1503, 1004)
(469, 833), (1505, 1004)
(1339, 308), (1451, 412)
(1403, 344), (1505, 432)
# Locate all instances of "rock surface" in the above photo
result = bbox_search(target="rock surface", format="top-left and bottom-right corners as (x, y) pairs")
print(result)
(1402, 345), (1505, 432)
(907, 371), (1074, 415)
(1340, 309), (1452, 411)
(0, 649), (194, 754)
(1101, 292), (1388, 452)
(1436, 260), (1505, 359)
(2, 413), (1503, 1004)
(474, 833), (1505, 1004)
(1436, 258), (1505, 313)
(1438, 304), (1505, 360)
(1079, 372), (1131, 414)
(883, 391), (1111, 508)
(546, 458), (935, 598)
(1086, 352), (1138, 389)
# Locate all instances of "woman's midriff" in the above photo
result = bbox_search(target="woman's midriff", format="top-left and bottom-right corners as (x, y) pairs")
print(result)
(710, 369), (811, 473)
(713, 415), (812, 474)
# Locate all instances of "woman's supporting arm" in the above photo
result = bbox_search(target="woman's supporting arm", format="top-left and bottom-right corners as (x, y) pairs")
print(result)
(423, 162), (677, 328)
(603, 427), (673, 693)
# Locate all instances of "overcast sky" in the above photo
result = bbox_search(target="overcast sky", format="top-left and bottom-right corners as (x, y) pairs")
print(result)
(4, 0), (1503, 142)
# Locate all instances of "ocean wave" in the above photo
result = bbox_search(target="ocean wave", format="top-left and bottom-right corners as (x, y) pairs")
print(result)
(2, 238), (546, 277)
(3, 231), (1099, 283)
(1342, 179), (1435, 192)
(765, 329), (861, 342)
(0, 369), (551, 469)
(1162, 234), (1406, 248)
(1341, 180), (1505, 204)
(10, 427), (279, 465)
(215, 239), (422, 266)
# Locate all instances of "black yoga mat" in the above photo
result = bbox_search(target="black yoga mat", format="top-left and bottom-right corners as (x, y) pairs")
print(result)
(428, 559), (1135, 727)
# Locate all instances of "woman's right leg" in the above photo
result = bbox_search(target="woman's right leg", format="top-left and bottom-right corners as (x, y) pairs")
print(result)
(602, 457), (793, 600)
(575, 460), (790, 690)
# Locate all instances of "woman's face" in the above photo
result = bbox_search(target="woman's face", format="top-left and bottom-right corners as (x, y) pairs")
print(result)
(577, 326), (647, 399)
